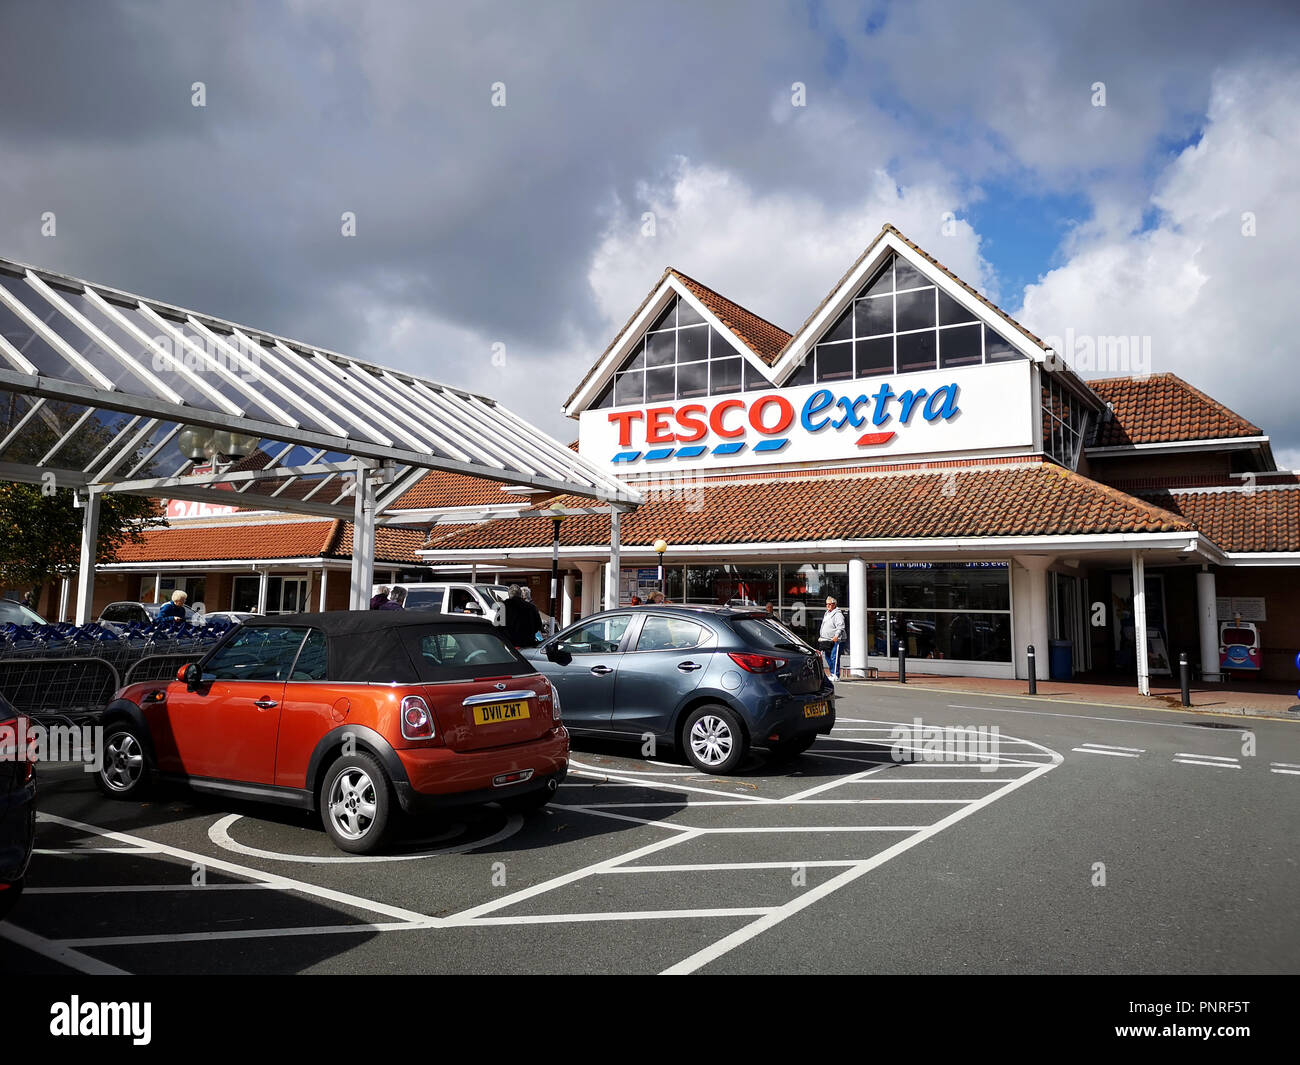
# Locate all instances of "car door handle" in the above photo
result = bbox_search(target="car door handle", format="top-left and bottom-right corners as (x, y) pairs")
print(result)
(589, 665), (614, 676)
(677, 661), (703, 672)
(253, 697), (278, 710)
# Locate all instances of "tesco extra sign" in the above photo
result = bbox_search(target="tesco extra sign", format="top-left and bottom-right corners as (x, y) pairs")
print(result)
(578, 360), (1033, 471)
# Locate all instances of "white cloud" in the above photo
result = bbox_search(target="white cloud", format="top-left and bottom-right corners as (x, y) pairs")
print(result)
(587, 159), (992, 336)
(1017, 61), (1300, 454)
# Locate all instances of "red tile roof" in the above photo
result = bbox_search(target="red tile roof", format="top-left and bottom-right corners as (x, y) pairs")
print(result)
(114, 520), (421, 564)
(670, 270), (792, 365)
(1145, 487), (1300, 553)
(1088, 374), (1262, 447)
(388, 468), (528, 509)
(421, 461), (1192, 554)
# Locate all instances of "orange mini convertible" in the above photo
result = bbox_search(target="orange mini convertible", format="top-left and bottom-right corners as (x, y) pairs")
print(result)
(96, 611), (569, 853)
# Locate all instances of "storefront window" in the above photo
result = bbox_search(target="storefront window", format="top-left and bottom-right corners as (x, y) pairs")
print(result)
(889, 611), (1011, 662)
(684, 565), (778, 607)
(887, 562), (1010, 611)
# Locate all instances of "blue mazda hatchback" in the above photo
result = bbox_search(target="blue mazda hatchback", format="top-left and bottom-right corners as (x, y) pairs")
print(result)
(523, 605), (835, 773)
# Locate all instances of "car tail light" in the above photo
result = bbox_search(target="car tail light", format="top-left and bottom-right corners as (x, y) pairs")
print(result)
(400, 695), (436, 740)
(547, 680), (563, 723)
(727, 652), (787, 673)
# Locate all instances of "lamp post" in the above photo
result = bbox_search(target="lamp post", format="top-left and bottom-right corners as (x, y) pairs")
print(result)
(654, 538), (668, 600)
(547, 503), (565, 636)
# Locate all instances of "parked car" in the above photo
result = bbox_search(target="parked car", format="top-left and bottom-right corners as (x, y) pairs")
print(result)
(374, 582), (510, 620)
(95, 611), (568, 853)
(99, 601), (196, 628)
(199, 611), (262, 626)
(0, 599), (45, 626)
(0, 694), (36, 920)
(523, 605), (835, 774)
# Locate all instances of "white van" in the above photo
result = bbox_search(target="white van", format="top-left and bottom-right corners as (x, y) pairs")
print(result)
(372, 582), (510, 623)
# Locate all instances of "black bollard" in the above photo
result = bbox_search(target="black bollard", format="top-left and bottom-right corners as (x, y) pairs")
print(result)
(1180, 651), (1191, 708)
(898, 638), (907, 685)
(1027, 644), (1037, 695)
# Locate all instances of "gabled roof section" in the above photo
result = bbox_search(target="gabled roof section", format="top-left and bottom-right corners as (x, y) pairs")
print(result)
(670, 270), (792, 365)
(563, 270), (787, 416)
(767, 224), (1062, 385)
(1088, 373), (1264, 448)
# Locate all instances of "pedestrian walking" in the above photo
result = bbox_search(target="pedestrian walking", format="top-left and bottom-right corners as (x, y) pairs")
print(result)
(520, 586), (545, 641)
(369, 585), (390, 609)
(378, 586), (406, 611)
(819, 596), (845, 679)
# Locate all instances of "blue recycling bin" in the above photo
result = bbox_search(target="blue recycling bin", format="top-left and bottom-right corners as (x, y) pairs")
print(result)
(1049, 639), (1073, 680)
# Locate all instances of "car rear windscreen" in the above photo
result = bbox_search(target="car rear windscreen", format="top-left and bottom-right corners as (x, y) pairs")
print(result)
(733, 616), (815, 654)
(398, 625), (535, 682)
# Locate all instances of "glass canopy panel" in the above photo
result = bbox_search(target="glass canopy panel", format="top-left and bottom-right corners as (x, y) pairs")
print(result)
(0, 275), (91, 383)
(0, 396), (100, 466)
(12, 279), (159, 398)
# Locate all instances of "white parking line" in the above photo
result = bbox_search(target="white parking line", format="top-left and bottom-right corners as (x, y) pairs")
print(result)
(1173, 758), (1241, 769)
(0, 922), (130, 975)
(35, 812), (440, 925)
(1071, 747), (1141, 758)
(660, 741), (1062, 975)
(1271, 768), (1300, 776)
(1080, 743), (1146, 753)
(600, 861), (858, 873)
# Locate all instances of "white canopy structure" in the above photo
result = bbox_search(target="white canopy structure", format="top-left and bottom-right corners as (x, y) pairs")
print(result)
(0, 254), (638, 617)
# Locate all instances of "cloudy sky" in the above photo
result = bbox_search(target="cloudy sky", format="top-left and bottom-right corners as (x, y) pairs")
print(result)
(1, 0), (1297, 462)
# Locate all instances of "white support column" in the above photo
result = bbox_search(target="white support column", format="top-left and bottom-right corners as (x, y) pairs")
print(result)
(848, 558), (867, 679)
(152, 572), (162, 606)
(348, 464), (377, 609)
(471, 564), (478, 582)
(578, 562), (600, 618)
(561, 571), (575, 628)
(1196, 565), (1220, 683)
(74, 490), (101, 624)
(1132, 551), (1149, 696)
(605, 509), (621, 610)
(59, 578), (70, 622)
(318, 567), (329, 611)
(1012, 556), (1052, 681)
(256, 569), (269, 615)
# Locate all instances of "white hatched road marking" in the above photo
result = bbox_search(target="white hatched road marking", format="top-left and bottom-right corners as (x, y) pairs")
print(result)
(9, 715), (1063, 974)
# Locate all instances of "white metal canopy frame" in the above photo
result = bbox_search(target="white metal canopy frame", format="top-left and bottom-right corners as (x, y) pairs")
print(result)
(0, 254), (639, 618)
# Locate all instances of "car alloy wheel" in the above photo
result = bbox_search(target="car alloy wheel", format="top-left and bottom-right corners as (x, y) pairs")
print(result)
(101, 731), (144, 793)
(690, 714), (734, 767)
(327, 766), (379, 841)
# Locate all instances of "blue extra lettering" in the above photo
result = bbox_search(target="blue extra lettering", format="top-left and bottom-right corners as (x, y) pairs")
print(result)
(801, 388), (835, 432)
(832, 394), (870, 429)
(898, 389), (928, 423)
(922, 383), (960, 421)
(871, 382), (896, 426)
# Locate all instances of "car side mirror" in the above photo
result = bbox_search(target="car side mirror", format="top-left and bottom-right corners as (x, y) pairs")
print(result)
(546, 644), (571, 666)
(178, 663), (200, 689)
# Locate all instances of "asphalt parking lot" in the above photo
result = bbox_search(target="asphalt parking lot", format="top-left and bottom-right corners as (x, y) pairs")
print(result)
(2, 683), (1297, 975)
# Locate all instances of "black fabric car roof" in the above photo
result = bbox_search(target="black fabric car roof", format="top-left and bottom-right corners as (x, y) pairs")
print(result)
(243, 610), (494, 635)
(242, 610), (497, 683)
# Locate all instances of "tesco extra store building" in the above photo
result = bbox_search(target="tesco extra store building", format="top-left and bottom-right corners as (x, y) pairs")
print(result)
(421, 225), (1300, 692)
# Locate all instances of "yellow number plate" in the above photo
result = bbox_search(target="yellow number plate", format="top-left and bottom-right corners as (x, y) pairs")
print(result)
(473, 700), (530, 725)
(803, 702), (829, 718)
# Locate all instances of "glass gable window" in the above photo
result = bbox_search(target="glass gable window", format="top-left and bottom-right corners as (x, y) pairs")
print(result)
(1041, 375), (1089, 469)
(591, 295), (773, 406)
(807, 253), (1025, 381)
